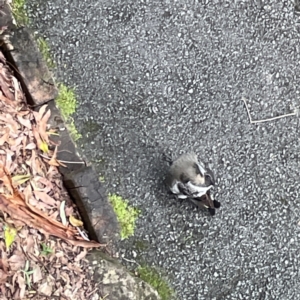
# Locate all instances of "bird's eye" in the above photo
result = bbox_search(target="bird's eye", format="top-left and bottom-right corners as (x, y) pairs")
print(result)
(205, 174), (214, 185)
(204, 174), (211, 180)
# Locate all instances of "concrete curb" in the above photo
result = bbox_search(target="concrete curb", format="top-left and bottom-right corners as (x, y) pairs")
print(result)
(2, 24), (119, 245)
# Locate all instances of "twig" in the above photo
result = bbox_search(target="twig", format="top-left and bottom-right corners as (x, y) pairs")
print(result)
(76, 227), (90, 241)
(242, 97), (297, 124)
(86, 287), (99, 298)
(122, 257), (140, 266)
(39, 154), (86, 164)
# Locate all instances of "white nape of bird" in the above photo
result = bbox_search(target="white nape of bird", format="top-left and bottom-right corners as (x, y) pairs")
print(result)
(165, 152), (220, 215)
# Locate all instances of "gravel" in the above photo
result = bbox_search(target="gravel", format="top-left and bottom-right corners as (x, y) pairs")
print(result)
(27, 1), (300, 299)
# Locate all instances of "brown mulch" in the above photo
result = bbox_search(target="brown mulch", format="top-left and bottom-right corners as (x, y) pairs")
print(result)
(0, 49), (107, 299)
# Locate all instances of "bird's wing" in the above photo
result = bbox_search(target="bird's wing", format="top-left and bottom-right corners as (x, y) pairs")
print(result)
(186, 182), (213, 197)
(172, 181), (212, 198)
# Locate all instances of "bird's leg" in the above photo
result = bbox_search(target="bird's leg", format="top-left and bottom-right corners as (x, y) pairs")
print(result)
(207, 189), (221, 209)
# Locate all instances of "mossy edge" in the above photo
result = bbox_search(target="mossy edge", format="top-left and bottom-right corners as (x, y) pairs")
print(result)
(55, 84), (82, 141)
(36, 37), (56, 69)
(137, 265), (175, 300)
(108, 193), (140, 240)
(11, 0), (28, 26)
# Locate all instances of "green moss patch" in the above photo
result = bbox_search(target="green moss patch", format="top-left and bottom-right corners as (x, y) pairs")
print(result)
(37, 37), (55, 68)
(137, 266), (175, 300)
(55, 84), (82, 141)
(11, 0), (28, 26)
(56, 84), (77, 119)
(108, 194), (140, 240)
(66, 121), (82, 141)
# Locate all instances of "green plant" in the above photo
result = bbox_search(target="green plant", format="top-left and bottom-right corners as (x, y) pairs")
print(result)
(4, 224), (17, 250)
(108, 193), (140, 239)
(11, 0), (28, 25)
(40, 243), (53, 256)
(21, 261), (34, 288)
(56, 84), (77, 119)
(67, 121), (82, 141)
(37, 37), (55, 68)
(55, 84), (82, 141)
(137, 265), (174, 300)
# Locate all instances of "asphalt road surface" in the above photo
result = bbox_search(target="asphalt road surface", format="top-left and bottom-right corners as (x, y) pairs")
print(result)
(28, 1), (300, 299)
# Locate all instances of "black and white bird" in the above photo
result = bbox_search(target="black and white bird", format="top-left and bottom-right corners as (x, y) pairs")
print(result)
(165, 152), (220, 215)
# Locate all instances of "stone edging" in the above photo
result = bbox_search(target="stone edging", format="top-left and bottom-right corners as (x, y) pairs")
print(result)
(3, 25), (120, 245)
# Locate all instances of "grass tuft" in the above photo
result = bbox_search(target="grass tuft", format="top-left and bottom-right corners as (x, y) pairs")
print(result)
(137, 265), (175, 300)
(56, 84), (77, 119)
(55, 84), (82, 141)
(37, 37), (56, 68)
(108, 193), (140, 239)
(11, 0), (28, 26)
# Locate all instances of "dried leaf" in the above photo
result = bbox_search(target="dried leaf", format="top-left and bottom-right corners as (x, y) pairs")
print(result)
(12, 174), (31, 185)
(33, 191), (57, 207)
(25, 143), (36, 150)
(32, 264), (43, 283)
(47, 146), (60, 167)
(0, 93), (17, 107)
(0, 255), (9, 273)
(33, 105), (48, 123)
(48, 159), (60, 167)
(69, 215), (83, 227)
(28, 151), (39, 176)
(4, 225), (17, 250)
(9, 135), (23, 148)
(4, 151), (14, 172)
(0, 127), (10, 146)
(36, 177), (53, 192)
(39, 109), (51, 143)
(74, 248), (87, 262)
(0, 269), (8, 284)
(17, 115), (32, 129)
(0, 166), (14, 194)
(47, 129), (59, 136)
(32, 126), (48, 153)
(38, 279), (53, 296)
(39, 141), (49, 153)
(11, 76), (24, 103)
(0, 114), (19, 132)
(23, 235), (35, 253)
(60, 201), (67, 226)
(17, 272), (26, 299)
(8, 254), (25, 271)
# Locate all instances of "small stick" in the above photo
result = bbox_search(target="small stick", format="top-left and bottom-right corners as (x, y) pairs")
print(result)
(122, 257), (140, 266)
(86, 288), (99, 298)
(39, 153), (86, 164)
(242, 97), (297, 124)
